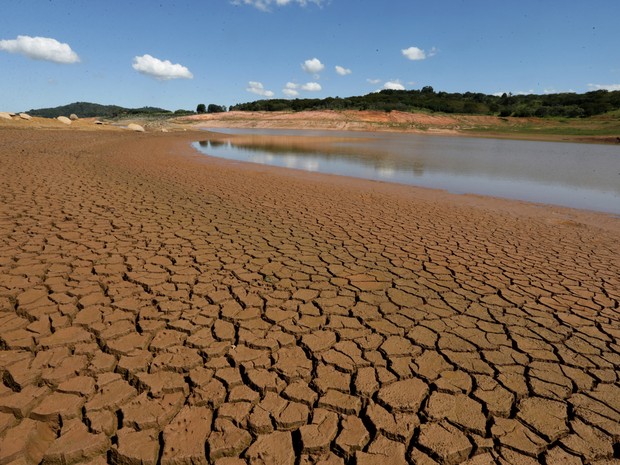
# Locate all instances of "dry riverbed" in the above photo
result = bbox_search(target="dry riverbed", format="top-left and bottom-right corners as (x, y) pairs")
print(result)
(0, 124), (619, 464)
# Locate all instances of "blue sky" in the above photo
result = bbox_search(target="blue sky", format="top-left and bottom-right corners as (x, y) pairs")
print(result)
(1, 0), (619, 112)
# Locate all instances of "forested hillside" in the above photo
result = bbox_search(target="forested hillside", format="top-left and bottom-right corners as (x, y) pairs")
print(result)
(26, 102), (184, 118)
(230, 88), (620, 118)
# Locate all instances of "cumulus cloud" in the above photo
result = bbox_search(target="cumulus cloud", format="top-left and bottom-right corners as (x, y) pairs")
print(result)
(232, 0), (324, 12)
(588, 83), (620, 91)
(301, 82), (322, 91)
(132, 54), (193, 80)
(0, 35), (79, 63)
(335, 65), (352, 76)
(383, 80), (405, 90)
(302, 58), (325, 74)
(401, 46), (426, 61)
(283, 82), (300, 97)
(247, 81), (275, 97)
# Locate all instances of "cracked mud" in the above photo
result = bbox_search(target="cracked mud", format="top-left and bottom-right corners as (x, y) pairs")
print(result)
(0, 128), (619, 465)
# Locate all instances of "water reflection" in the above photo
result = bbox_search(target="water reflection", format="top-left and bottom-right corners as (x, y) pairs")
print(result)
(193, 129), (620, 214)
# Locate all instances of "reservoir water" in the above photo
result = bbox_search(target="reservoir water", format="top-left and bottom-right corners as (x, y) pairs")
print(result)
(193, 128), (620, 214)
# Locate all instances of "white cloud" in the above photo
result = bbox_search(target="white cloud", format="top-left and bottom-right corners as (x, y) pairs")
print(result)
(383, 80), (405, 91)
(301, 82), (322, 92)
(302, 58), (325, 74)
(588, 83), (620, 91)
(232, 0), (324, 12)
(401, 46), (426, 61)
(247, 81), (275, 97)
(132, 54), (193, 80)
(335, 65), (352, 76)
(283, 82), (300, 97)
(367, 78), (381, 85)
(0, 35), (79, 64)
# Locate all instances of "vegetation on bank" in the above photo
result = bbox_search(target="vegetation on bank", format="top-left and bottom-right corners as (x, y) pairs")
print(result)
(231, 88), (620, 118)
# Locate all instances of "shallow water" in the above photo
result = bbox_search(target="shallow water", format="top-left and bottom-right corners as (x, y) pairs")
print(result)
(193, 128), (620, 214)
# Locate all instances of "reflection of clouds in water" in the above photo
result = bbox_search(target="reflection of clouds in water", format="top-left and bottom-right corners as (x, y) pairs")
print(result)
(304, 160), (320, 172)
(249, 154), (275, 165)
(249, 155), (268, 165)
(284, 156), (298, 168)
(377, 167), (395, 179)
(377, 163), (395, 179)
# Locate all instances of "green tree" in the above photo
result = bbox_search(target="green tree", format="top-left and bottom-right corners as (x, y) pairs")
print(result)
(207, 104), (226, 113)
(196, 103), (206, 114)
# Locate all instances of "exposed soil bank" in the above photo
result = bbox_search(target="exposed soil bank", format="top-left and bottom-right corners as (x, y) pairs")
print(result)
(185, 109), (620, 144)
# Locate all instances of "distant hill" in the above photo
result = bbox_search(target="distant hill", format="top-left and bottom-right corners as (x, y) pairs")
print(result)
(26, 102), (175, 118)
(230, 88), (620, 118)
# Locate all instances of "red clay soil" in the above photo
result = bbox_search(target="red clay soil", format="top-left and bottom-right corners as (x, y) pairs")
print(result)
(0, 123), (619, 464)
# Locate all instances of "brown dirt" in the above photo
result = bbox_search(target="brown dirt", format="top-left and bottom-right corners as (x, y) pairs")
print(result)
(184, 110), (464, 134)
(0, 125), (619, 464)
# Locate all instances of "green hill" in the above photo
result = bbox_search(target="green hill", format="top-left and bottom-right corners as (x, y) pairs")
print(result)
(26, 102), (173, 118)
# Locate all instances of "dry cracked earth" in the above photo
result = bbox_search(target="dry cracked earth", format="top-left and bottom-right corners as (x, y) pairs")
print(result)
(0, 128), (619, 465)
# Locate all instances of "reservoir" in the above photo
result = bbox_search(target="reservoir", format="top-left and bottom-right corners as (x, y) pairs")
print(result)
(193, 128), (620, 214)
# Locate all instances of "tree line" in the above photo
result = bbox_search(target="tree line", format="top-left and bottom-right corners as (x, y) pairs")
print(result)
(27, 102), (195, 118)
(229, 88), (620, 118)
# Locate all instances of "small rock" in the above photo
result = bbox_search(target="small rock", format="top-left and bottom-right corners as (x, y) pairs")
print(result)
(0, 112), (12, 120)
(69, 114), (78, 120)
(57, 116), (72, 125)
(19, 113), (32, 120)
(127, 123), (145, 132)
